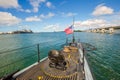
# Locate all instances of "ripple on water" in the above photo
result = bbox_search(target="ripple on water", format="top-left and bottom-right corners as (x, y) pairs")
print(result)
(0, 32), (120, 79)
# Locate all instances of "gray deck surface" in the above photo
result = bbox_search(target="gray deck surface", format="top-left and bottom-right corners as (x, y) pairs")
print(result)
(16, 46), (84, 80)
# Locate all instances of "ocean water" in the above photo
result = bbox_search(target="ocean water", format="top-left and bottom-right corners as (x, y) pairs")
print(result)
(0, 32), (120, 80)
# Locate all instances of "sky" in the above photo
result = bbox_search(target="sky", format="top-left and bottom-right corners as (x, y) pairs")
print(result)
(0, 0), (120, 32)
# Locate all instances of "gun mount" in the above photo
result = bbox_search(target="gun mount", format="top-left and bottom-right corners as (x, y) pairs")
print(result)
(48, 50), (67, 70)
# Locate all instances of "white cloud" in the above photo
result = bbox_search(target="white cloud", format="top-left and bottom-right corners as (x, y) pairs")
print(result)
(0, 0), (20, 9)
(62, 12), (77, 17)
(18, 25), (31, 30)
(67, 12), (77, 17)
(22, 0), (54, 13)
(74, 19), (107, 30)
(43, 24), (60, 32)
(40, 12), (55, 18)
(92, 4), (114, 16)
(0, 12), (21, 26)
(74, 17), (120, 30)
(0, 0), (32, 13)
(45, 12), (55, 18)
(46, 1), (54, 8)
(0, 0), (54, 13)
(29, 0), (46, 12)
(25, 16), (41, 22)
(46, 2), (51, 7)
(60, 1), (67, 6)
(25, 12), (55, 22)
(106, 13), (120, 26)
(19, 8), (32, 13)
(25, 9), (31, 13)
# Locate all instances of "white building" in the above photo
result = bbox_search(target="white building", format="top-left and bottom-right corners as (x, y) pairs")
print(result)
(109, 28), (114, 33)
(101, 29), (106, 33)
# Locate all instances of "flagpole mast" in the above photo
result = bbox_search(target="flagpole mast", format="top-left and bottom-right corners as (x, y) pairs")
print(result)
(73, 17), (75, 43)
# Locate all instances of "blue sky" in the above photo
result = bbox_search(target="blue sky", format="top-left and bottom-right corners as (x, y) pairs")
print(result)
(0, 0), (120, 32)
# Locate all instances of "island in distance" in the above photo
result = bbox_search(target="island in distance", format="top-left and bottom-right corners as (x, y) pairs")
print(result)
(0, 29), (33, 35)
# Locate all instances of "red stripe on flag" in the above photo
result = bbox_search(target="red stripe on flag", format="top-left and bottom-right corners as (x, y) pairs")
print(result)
(64, 26), (73, 34)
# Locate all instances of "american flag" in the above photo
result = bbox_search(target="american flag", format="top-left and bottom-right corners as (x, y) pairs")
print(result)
(64, 26), (73, 34)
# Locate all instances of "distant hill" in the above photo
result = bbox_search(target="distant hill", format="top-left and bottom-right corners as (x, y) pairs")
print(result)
(98, 26), (120, 30)
(12, 29), (33, 34)
(113, 26), (120, 29)
(74, 30), (82, 32)
(102, 26), (120, 30)
(0, 29), (33, 35)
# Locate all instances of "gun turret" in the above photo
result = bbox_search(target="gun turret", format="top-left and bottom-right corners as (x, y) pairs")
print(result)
(48, 50), (67, 70)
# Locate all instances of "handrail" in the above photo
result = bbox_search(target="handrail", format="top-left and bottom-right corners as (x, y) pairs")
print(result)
(0, 44), (36, 54)
(0, 38), (66, 54)
(84, 53), (96, 80)
(78, 42), (96, 80)
(0, 54), (36, 69)
(0, 39), (66, 77)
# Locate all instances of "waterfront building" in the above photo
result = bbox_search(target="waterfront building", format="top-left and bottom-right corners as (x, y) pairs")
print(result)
(101, 29), (106, 33)
(108, 28), (114, 34)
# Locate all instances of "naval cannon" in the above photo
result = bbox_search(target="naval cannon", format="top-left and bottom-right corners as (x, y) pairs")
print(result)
(48, 50), (67, 70)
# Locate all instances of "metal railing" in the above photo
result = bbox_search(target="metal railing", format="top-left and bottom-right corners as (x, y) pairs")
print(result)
(0, 37), (96, 80)
(77, 42), (96, 80)
(0, 38), (66, 78)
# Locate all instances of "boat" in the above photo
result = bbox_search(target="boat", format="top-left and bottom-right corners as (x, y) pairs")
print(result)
(0, 19), (95, 80)
(1, 36), (94, 80)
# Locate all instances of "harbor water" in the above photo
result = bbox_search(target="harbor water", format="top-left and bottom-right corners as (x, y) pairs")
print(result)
(0, 32), (120, 80)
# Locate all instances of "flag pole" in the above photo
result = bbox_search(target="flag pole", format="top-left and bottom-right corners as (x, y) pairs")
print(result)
(66, 34), (68, 45)
(72, 17), (75, 43)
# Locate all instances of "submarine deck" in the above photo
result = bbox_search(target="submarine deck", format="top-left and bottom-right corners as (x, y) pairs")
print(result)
(15, 46), (84, 80)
